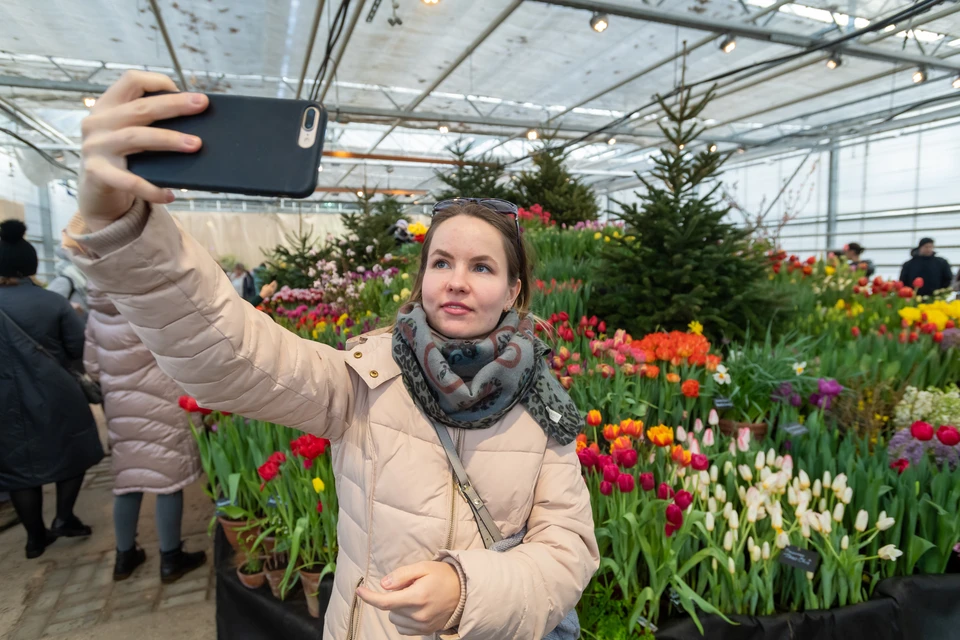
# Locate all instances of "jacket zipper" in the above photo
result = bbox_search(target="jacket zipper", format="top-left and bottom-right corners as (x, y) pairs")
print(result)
(444, 429), (464, 550)
(346, 577), (364, 640)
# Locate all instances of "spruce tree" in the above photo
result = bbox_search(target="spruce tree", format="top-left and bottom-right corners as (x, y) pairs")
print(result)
(336, 193), (406, 271)
(434, 141), (512, 200)
(591, 86), (782, 340)
(509, 143), (599, 227)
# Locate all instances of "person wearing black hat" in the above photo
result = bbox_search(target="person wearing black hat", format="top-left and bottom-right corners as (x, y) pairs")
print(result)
(844, 243), (875, 277)
(0, 219), (103, 559)
(899, 238), (953, 296)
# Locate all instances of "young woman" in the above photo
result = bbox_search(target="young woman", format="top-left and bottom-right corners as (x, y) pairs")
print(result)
(0, 220), (102, 559)
(64, 71), (599, 639)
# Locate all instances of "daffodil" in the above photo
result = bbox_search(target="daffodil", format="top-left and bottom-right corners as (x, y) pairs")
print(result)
(793, 361), (807, 376)
(688, 320), (704, 336)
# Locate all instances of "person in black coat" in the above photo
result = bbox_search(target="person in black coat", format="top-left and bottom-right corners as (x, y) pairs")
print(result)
(0, 220), (103, 559)
(900, 238), (953, 297)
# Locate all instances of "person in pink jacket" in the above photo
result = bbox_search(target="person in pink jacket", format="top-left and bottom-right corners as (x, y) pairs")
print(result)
(64, 71), (599, 640)
(83, 287), (207, 583)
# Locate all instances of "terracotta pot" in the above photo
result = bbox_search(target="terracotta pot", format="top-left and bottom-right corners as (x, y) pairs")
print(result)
(718, 419), (769, 439)
(236, 566), (265, 590)
(300, 568), (324, 618)
(264, 567), (287, 600)
(262, 535), (277, 555)
(219, 517), (255, 566)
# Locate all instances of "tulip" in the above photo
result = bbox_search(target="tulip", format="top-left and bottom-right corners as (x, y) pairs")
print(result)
(716, 485), (726, 504)
(833, 502), (845, 523)
(618, 473), (636, 493)
(703, 428), (715, 447)
(728, 557), (736, 575)
(658, 483), (675, 500)
(739, 465), (753, 483)
(640, 472), (655, 492)
(842, 487), (853, 505)
(708, 408), (719, 426)
(936, 425), (960, 447)
(617, 448), (639, 469)
(691, 453), (709, 471)
(705, 512), (716, 532)
(676, 426), (688, 443)
(767, 448), (777, 468)
(760, 467), (772, 483)
(771, 508), (784, 530)
(723, 531), (734, 551)
(729, 510), (740, 530)
(559, 376), (573, 390)
(674, 490), (694, 511)
(712, 558), (718, 571)
(876, 512), (896, 531)
(599, 481), (614, 496)
(751, 545), (762, 563)
(603, 465), (620, 483)
(737, 428), (752, 452)
(694, 418), (704, 434)
(586, 410), (603, 427)
(747, 536), (756, 553)
(747, 504), (758, 523)
(710, 465), (719, 483)
(823, 471), (832, 489)
(723, 502), (733, 518)
(782, 454), (794, 474)
(841, 535), (849, 551)
(602, 424), (621, 442)
(806, 571), (815, 581)
(831, 473), (847, 495)
(777, 531), (791, 549)
(819, 498), (827, 512)
(878, 544), (903, 562)
(799, 469), (811, 490)
(813, 479), (822, 498)
(820, 511), (833, 534)
(699, 470), (710, 485)
(755, 451), (766, 471)
(855, 509), (869, 532)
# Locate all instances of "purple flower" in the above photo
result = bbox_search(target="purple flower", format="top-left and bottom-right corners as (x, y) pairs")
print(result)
(810, 393), (833, 410)
(818, 378), (843, 397)
(790, 393), (802, 407)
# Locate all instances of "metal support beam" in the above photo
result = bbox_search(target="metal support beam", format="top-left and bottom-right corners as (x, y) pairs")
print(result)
(37, 185), (55, 281)
(404, 0), (523, 112)
(532, 0), (960, 72)
(0, 96), (76, 148)
(296, 0), (327, 99)
(318, 0), (368, 103)
(147, 0), (188, 90)
(826, 145), (839, 250)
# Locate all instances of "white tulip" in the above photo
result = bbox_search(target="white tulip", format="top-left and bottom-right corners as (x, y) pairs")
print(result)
(801, 520), (811, 538)
(724, 461), (734, 475)
(709, 408), (720, 426)
(841, 535), (849, 551)
(718, 486), (727, 503)
(712, 558), (718, 571)
(706, 512), (715, 532)
(700, 470), (710, 486)
(760, 467), (772, 483)
(728, 557), (736, 574)
(723, 530), (734, 551)
(747, 536), (756, 552)
(747, 504), (758, 524)
(777, 531), (790, 548)
(708, 497), (718, 513)
(762, 541), (771, 560)
(876, 512), (896, 531)
(677, 426), (688, 443)
(799, 469), (811, 490)
(755, 452), (766, 471)
(819, 511), (833, 534)
(690, 474), (700, 490)
(813, 479), (822, 498)
(767, 448), (777, 468)
(729, 510), (740, 530)
(788, 486), (798, 506)
(700, 486), (710, 502)
(842, 487), (853, 505)
(739, 465), (753, 483)
(855, 509), (869, 532)
(745, 486), (761, 507)
(738, 486), (747, 503)
(724, 502), (733, 518)
(771, 507), (784, 530)
(782, 455), (794, 474)
(806, 571), (814, 581)
(878, 544), (903, 562)
(762, 474), (778, 492)
(831, 473), (847, 495)
(715, 484), (725, 502)
(751, 545), (762, 563)
(833, 503), (845, 523)
(710, 465), (719, 483)
(823, 471), (832, 490)
(819, 498), (828, 513)
(757, 505), (767, 521)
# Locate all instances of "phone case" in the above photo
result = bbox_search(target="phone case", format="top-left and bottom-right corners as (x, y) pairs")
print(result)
(127, 94), (326, 198)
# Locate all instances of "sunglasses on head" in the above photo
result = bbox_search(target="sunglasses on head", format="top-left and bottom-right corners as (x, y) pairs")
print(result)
(432, 198), (524, 259)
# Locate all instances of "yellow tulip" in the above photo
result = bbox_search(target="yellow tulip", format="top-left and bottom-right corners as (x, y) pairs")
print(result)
(312, 477), (325, 493)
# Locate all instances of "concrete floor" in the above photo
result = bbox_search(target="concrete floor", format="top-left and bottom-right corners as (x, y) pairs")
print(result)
(0, 453), (218, 640)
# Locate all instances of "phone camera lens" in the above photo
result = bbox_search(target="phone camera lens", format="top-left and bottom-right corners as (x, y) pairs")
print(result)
(304, 108), (317, 131)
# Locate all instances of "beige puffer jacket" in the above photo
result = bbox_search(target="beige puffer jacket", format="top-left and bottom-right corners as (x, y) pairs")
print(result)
(83, 287), (202, 495)
(64, 202), (599, 640)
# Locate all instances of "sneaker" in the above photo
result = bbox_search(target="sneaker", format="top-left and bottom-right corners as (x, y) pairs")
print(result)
(114, 546), (147, 581)
(160, 543), (207, 584)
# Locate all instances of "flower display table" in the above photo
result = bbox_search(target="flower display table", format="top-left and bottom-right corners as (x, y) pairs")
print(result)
(214, 524), (334, 640)
(655, 574), (960, 640)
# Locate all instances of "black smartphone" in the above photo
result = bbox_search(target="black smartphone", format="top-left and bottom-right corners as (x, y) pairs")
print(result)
(127, 93), (327, 198)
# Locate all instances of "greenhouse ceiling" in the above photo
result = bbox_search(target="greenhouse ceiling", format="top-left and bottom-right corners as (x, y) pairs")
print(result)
(2, 0), (960, 199)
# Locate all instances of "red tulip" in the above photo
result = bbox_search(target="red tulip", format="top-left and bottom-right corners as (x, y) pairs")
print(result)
(909, 332), (919, 343)
(597, 454), (613, 469)
(257, 460), (280, 482)
(899, 332), (908, 344)
(658, 483), (675, 500)
(598, 321), (606, 333)
(640, 472), (655, 492)
(691, 453), (709, 471)
(851, 326), (861, 338)
(890, 458), (910, 474)
(586, 410), (603, 427)
(858, 277), (868, 287)
(617, 473), (635, 493)
(178, 395), (199, 412)
(934, 332), (944, 344)
(681, 379), (700, 399)
(316, 500), (324, 514)
(936, 425), (960, 446)
(674, 490), (694, 511)
(599, 481), (614, 496)
(806, 256), (816, 266)
(878, 324), (887, 336)
(665, 503), (684, 537)
(577, 447), (599, 471)
(603, 464), (620, 483)
(947, 321), (956, 329)
(913, 277), (924, 290)
(558, 312), (569, 323)
(617, 448), (639, 469)
(910, 421), (935, 441)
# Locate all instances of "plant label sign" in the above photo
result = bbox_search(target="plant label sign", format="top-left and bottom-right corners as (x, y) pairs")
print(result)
(714, 396), (734, 410)
(782, 422), (809, 437)
(778, 545), (820, 573)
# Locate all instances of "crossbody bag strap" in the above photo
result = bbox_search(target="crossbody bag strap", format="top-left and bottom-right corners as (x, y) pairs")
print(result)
(0, 307), (58, 364)
(430, 421), (503, 550)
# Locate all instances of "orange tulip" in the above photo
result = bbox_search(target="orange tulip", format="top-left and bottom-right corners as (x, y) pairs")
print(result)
(588, 442), (601, 455)
(586, 410), (602, 427)
(643, 364), (661, 379)
(620, 418), (643, 438)
(666, 373), (681, 384)
(706, 355), (722, 372)
(610, 435), (632, 453)
(647, 425), (674, 448)
(681, 379), (700, 398)
(602, 424), (621, 442)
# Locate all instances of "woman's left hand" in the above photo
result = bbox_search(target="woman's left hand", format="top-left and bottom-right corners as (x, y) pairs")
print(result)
(356, 561), (461, 636)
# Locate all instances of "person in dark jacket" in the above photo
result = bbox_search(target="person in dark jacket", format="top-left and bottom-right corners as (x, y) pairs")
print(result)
(0, 219), (103, 559)
(900, 238), (953, 296)
(844, 242), (875, 277)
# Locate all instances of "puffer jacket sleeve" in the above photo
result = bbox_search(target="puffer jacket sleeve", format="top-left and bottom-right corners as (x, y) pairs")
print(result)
(83, 321), (100, 383)
(61, 201), (355, 440)
(438, 439), (600, 639)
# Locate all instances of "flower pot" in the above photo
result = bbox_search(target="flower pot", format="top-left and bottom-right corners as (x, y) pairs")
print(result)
(718, 419), (768, 439)
(264, 567), (287, 600)
(262, 535), (277, 555)
(219, 517), (255, 566)
(236, 566), (265, 590)
(300, 567), (324, 618)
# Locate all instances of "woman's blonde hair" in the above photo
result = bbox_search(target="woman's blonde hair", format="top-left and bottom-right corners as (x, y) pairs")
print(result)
(406, 202), (534, 316)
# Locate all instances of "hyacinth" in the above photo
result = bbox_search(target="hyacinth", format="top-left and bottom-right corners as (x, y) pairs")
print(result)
(269, 286), (325, 305)
(886, 427), (960, 470)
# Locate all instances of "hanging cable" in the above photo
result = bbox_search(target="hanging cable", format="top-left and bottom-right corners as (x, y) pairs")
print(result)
(309, 0), (353, 103)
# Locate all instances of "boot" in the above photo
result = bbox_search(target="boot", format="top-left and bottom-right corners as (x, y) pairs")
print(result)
(160, 543), (207, 584)
(25, 530), (58, 559)
(114, 546), (147, 581)
(50, 515), (92, 538)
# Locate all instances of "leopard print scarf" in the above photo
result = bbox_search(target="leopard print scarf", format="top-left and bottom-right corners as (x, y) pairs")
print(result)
(392, 303), (580, 446)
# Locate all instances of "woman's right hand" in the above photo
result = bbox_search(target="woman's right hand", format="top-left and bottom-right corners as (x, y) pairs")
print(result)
(78, 70), (209, 231)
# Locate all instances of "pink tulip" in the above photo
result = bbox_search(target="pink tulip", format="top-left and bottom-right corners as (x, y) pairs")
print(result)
(614, 353), (627, 366)
(708, 409), (719, 426)
(689, 436), (701, 455)
(703, 428), (715, 447)
(737, 427), (752, 452)
(729, 441), (737, 455)
(694, 418), (704, 434)
(603, 465), (620, 483)
(676, 426), (687, 443)
(600, 481), (613, 496)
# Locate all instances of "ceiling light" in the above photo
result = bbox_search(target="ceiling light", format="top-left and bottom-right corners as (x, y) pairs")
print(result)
(720, 35), (737, 54)
(737, 146), (746, 154)
(439, 125), (449, 134)
(180, 188), (187, 192)
(421, 0), (440, 4)
(913, 67), (928, 84)
(607, 137), (616, 145)
(708, 143), (718, 153)
(590, 12), (609, 33)
(82, 97), (97, 108)
(678, 143), (685, 151)
(826, 52), (842, 69)
(953, 75), (960, 90)
(318, 165), (323, 172)
(357, 190), (364, 197)
(526, 129), (538, 141)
